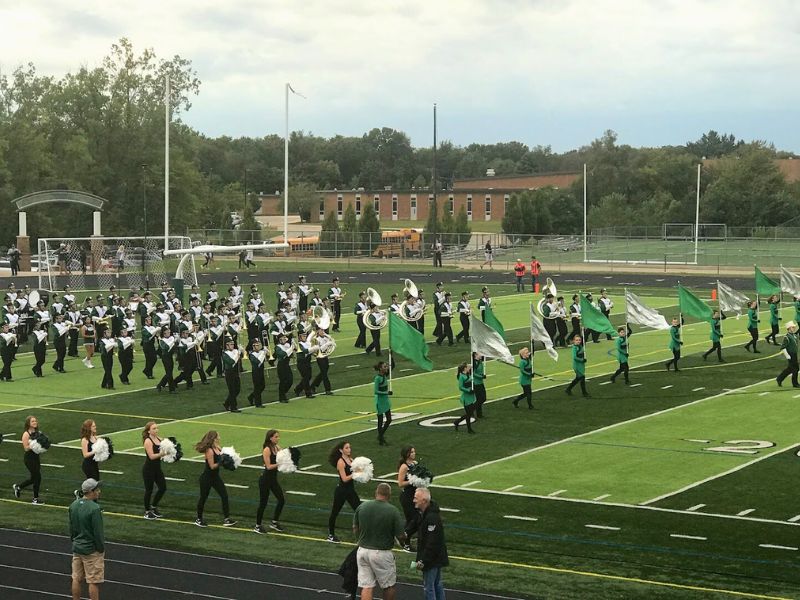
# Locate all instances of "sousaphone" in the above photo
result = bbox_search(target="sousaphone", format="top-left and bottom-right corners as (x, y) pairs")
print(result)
(536, 277), (558, 318)
(364, 288), (388, 330)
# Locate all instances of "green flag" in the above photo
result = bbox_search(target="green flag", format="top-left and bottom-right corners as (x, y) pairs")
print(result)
(389, 312), (433, 371)
(755, 266), (780, 297)
(579, 294), (616, 336)
(483, 305), (506, 340)
(677, 285), (713, 323)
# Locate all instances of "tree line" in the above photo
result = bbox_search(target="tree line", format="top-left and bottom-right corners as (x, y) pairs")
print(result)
(1, 39), (798, 247)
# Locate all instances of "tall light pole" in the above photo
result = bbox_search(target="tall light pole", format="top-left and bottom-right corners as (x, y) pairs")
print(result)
(432, 103), (437, 266)
(142, 164), (150, 288)
(164, 75), (170, 252)
(243, 168), (249, 217)
(694, 162), (702, 265)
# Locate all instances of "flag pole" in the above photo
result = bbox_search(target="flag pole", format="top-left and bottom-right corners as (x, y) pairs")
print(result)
(624, 288), (629, 356)
(387, 312), (393, 392)
(529, 302), (534, 356)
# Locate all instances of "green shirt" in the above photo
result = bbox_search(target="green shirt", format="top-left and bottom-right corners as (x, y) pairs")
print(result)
(747, 308), (759, 329)
(374, 374), (391, 414)
(769, 303), (781, 326)
(780, 332), (798, 356)
(794, 300), (800, 323)
(518, 356), (532, 386)
(353, 499), (404, 550)
(572, 344), (586, 376)
(458, 372), (475, 406)
(710, 318), (722, 342)
(616, 336), (629, 364)
(669, 325), (681, 351)
(472, 359), (485, 385)
(69, 498), (104, 555)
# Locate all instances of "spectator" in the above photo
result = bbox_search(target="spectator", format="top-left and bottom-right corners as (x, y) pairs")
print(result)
(432, 239), (443, 268)
(245, 243), (255, 268)
(69, 478), (105, 600)
(7, 243), (20, 276)
(530, 256), (541, 291)
(411, 487), (449, 600)
(353, 482), (405, 600)
(513, 258), (525, 292)
(480, 240), (493, 270)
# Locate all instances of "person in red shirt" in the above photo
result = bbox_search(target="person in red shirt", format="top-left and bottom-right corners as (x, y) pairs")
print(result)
(513, 259), (525, 292)
(530, 256), (542, 291)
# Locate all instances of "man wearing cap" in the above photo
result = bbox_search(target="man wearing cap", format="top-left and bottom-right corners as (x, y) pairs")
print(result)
(513, 259), (525, 292)
(69, 478), (105, 600)
(776, 321), (799, 388)
(328, 278), (343, 332)
(297, 275), (311, 314)
(436, 292), (454, 346)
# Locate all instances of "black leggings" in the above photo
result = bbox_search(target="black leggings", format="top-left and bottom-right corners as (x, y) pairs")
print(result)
(197, 470), (229, 519)
(400, 488), (416, 536)
(745, 327), (759, 351)
(328, 485), (361, 535)
(514, 384), (532, 408)
(142, 342), (158, 377)
(82, 457), (100, 481)
(256, 472), (285, 525)
(474, 384), (487, 417)
(454, 403), (476, 431)
(19, 452), (41, 497)
(666, 349), (681, 370)
(377, 410), (392, 440)
(766, 324), (779, 344)
(703, 342), (723, 361)
(143, 463), (167, 511)
(566, 375), (587, 395)
(611, 362), (629, 382)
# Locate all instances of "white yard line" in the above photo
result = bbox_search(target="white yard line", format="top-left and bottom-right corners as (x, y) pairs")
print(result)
(787, 515), (800, 523)
(592, 494), (611, 501)
(692, 387), (705, 392)
(504, 515), (538, 522)
(460, 480), (481, 488)
(0, 458), (7, 462)
(758, 392), (770, 397)
(548, 489), (567, 497)
(661, 385), (673, 390)
(736, 509), (756, 517)
(503, 485), (523, 492)
(439, 507), (460, 513)
(285, 490), (316, 496)
(585, 524), (620, 531)
(99, 469), (124, 475)
(164, 477), (185, 482)
(686, 504), (706, 512)
(629, 383), (642, 388)
(41, 464), (64, 468)
(759, 544), (797, 551)
(299, 464), (320, 471)
(670, 534), (706, 541)
(599, 381), (612, 386)
(225, 484), (249, 489)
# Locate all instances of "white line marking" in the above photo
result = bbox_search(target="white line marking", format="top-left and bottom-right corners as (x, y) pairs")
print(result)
(460, 480), (481, 488)
(399, 369), (412, 372)
(629, 383), (642, 388)
(788, 515), (800, 523)
(692, 387), (705, 391)
(759, 544), (798, 551)
(585, 524), (620, 531)
(599, 381), (612, 386)
(548, 489), (567, 497)
(41, 464), (64, 468)
(504, 515), (538, 522)
(285, 490), (316, 496)
(661, 385), (673, 390)
(225, 484), (249, 489)
(164, 477), (185, 482)
(737, 509), (756, 517)
(346, 365), (359, 369)
(683, 439), (710, 443)
(758, 392), (770, 397)
(795, 393), (800, 399)
(670, 534), (707, 541)
(0, 458), (7, 462)
(592, 494), (611, 501)
(503, 485), (523, 492)
(439, 507), (460, 513)
(686, 504), (706, 512)
(299, 464), (320, 471)
(379, 472), (397, 479)
(99, 469), (124, 475)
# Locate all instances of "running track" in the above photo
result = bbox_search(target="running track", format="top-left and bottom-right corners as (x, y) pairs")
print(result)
(0, 528), (529, 599)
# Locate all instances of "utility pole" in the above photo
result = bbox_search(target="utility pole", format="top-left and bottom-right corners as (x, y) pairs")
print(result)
(432, 103), (437, 267)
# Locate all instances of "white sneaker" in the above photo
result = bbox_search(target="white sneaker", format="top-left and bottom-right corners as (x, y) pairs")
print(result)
(88, 363), (95, 369)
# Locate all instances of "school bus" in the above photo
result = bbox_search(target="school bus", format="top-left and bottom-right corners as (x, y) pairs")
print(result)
(272, 236), (320, 257)
(373, 228), (422, 258)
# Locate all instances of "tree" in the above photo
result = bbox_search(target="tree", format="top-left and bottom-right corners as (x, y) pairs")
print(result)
(319, 210), (339, 257)
(502, 189), (554, 235)
(686, 130), (741, 159)
(341, 203), (358, 254)
(453, 207), (471, 248)
(358, 202), (380, 254)
(288, 182), (318, 222)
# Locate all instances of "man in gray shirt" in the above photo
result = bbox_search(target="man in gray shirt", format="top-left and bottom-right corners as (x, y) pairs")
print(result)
(353, 482), (405, 600)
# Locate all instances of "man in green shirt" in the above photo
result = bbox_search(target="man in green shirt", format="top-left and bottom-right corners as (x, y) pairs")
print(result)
(353, 482), (405, 600)
(69, 478), (104, 600)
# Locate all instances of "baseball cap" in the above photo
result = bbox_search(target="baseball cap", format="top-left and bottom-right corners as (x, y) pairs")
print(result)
(81, 478), (102, 493)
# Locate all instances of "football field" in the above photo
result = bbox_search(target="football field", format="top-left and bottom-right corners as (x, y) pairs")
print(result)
(1, 284), (799, 599)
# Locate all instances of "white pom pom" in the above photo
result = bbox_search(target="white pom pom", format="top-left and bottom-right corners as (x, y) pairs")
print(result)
(160, 438), (177, 463)
(275, 448), (296, 473)
(407, 473), (431, 489)
(350, 456), (373, 484)
(221, 446), (242, 469)
(29, 438), (47, 455)
(92, 438), (110, 463)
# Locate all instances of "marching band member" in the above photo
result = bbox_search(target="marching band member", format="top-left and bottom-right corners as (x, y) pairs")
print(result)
(433, 282), (445, 338)
(373, 361), (392, 445)
(13, 415), (44, 504)
(247, 339), (267, 407)
(297, 275), (311, 314)
(416, 289), (427, 334)
(35, 300), (52, 329)
(3, 304), (20, 359)
(610, 327), (630, 385)
(436, 292), (454, 346)
(702, 310), (724, 362)
(49, 294), (65, 318)
(256, 304), (272, 350)
(141, 315), (159, 379)
(766, 294), (781, 345)
(206, 316), (224, 378)
(15, 289), (30, 344)
(513, 347), (534, 409)
(117, 327), (134, 385)
(326, 441), (361, 543)
(0, 322), (16, 381)
(390, 293), (401, 314)
(311, 327), (334, 395)
(231, 276), (243, 303)
(270, 313), (288, 347)
(569, 295), (582, 343)
(254, 429), (286, 534)
(542, 294), (558, 344)
(206, 282), (220, 311)
(275, 333), (294, 403)
(296, 311), (313, 337)
(123, 309), (137, 339)
(744, 300), (761, 353)
(245, 301), (260, 351)
(293, 331), (314, 398)
(222, 338), (242, 412)
(79, 316), (96, 368)
(328, 277), (343, 332)
(91, 298), (110, 345)
(99, 329), (117, 389)
(67, 302), (82, 357)
(173, 329), (198, 389)
(110, 296), (125, 337)
(364, 303), (385, 356)
(32, 322), (48, 377)
(189, 284), (201, 304)
(310, 288), (324, 309)
(142, 421), (167, 520)
(453, 362), (476, 433)
(472, 352), (487, 417)
(599, 289), (614, 341)
(456, 292), (471, 343)
(776, 321), (799, 388)
(555, 296), (569, 347)
(665, 317), (682, 372)
(194, 431), (236, 528)
(156, 326), (178, 393)
(565, 334), (589, 397)
(478, 287), (492, 323)
(275, 282), (288, 310)
(403, 296), (423, 333)
(354, 291), (368, 348)
(226, 313), (242, 352)
(51, 314), (70, 373)
(189, 297), (203, 323)
(193, 326), (209, 386)
(250, 286), (263, 311)
(63, 285), (76, 307)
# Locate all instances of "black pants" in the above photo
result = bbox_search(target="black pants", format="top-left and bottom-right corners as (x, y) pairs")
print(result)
(601, 310), (613, 339)
(474, 384), (487, 417)
(433, 312), (442, 337)
(53, 337), (67, 371)
(355, 316), (366, 348)
(544, 319), (557, 344)
(277, 359), (293, 401)
(249, 370), (265, 406)
(333, 301), (341, 332)
(206, 342), (223, 377)
(666, 349), (681, 371)
(433, 253), (442, 268)
(514, 384), (533, 408)
(566, 374), (587, 396)
(312, 357), (331, 392)
(197, 470), (229, 519)
(400, 488), (416, 537)
(611, 362), (629, 383)
(377, 410), (392, 441)
(365, 329), (381, 355)
(777, 354), (799, 387)
(18, 452), (41, 497)
(328, 485), (361, 535)
(556, 319), (568, 347)
(224, 370), (240, 410)
(143, 463), (167, 511)
(142, 342), (158, 377)
(456, 315), (470, 342)
(256, 472), (285, 525)
(174, 356), (196, 389)
(570, 318), (581, 341)
(585, 328), (599, 343)
(101, 353), (114, 388)
(703, 342), (723, 361)
(33, 343), (46, 376)
(158, 354), (176, 391)
(745, 327), (759, 352)
(0, 348), (12, 380)
(454, 403), (476, 432)
(82, 457), (100, 481)
(68, 329), (79, 356)
(416, 316), (425, 336)
(119, 348), (133, 383)
(766, 324), (779, 344)
(436, 318), (453, 345)
(294, 358), (313, 397)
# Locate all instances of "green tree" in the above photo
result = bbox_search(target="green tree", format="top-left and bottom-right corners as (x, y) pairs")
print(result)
(358, 202), (380, 253)
(341, 203), (358, 254)
(319, 210), (340, 257)
(288, 182), (318, 222)
(502, 189), (553, 235)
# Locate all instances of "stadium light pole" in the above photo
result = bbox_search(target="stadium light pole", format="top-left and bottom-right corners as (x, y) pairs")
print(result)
(583, 163), (587, 262)
(694, 162), (701, 264)
(432, 103), (437, 266)
(164, 75), (170, 252)
(284, 84), (290, 246)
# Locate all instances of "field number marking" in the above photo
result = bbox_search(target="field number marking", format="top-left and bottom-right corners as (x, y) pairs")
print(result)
(686, 438), (776, 455)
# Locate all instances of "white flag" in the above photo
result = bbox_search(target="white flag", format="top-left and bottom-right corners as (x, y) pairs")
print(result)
(470, 316), (514, 364)
(624, 290), (670, 330)
(780, 266), (800, 296)
(717, 281), (750, 316)
(529, 304), (559, 361)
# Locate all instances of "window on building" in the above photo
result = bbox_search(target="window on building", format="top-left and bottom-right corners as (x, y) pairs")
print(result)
(374, 195), (380, 219)
(319, 199), (325, 219)
(485, 195), (491, 220)
(447, 195), (453, 215)
(392, 195), (398, 218)
(337, 195), (343, 219)
(466, 195), (472, 221)
(355, 196), (361, 217)
(504, 195), (510, 214)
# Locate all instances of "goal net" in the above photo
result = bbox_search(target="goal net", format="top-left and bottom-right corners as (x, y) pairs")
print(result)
(37, 236), (196, 294)
(662, 223), (694, 241)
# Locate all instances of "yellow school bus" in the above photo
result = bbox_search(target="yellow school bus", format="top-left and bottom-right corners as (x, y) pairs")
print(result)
(373, 228), (422, 258)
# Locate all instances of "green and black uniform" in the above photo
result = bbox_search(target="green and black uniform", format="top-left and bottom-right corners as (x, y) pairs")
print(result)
(703, 317), (724, 362)
(472, 357), (487, 417)
(666, 323), (682, 371)
(611, 336), (630, 384)
(374, 373), (392, 444)
(745, 307), (760, 353)
(513, 354), (534, 408)
(777, 330), (799, 388)
(766, 301), (781, 345)
(566, 343), (588, 396)
(454, 371), (476, 432)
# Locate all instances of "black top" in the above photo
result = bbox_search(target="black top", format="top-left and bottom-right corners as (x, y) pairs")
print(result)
(144, 436), (162, 470)
(338, 460), (353, 489)
(207, 449), (222, 474)
(264, 447), (277, 478)
(401, 463), (416, 498)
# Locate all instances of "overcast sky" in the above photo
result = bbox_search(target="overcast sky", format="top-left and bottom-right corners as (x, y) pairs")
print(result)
(1, 0), (799, 152)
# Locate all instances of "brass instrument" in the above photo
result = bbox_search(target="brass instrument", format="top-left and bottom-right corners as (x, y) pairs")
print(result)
(364, 288), (388, 331)
(311, 305), (331, 330)
(398, 279), (424, 323)
(308, 330), (336, 357)
(536, 278), (558, 319)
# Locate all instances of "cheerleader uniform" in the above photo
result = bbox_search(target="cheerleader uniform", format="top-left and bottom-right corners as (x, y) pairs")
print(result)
(82, 438), (100, 481)
(255, 448), (285, 531)
(143, 436), (167, 516)
(16, 435), (42, 501)
(196, 450), (231, 525)
(327, 460), (361, 541)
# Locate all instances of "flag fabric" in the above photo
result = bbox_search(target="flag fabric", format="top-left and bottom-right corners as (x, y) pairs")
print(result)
(624, 290), (670, 330)
(677, 285), (713, 323)
(388, 312), (433, 371)
(529, 305), (559, 361)
(717, 281), (750, 316)
(579, 294), (616, 337)
(780, 266), (800, 296)
(755, 266), (780, 297)
(483, 305), (506, 340)
(470, 316), (514, 365)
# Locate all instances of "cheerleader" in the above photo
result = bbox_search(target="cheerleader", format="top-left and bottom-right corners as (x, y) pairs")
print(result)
(396, 446), (418, 551)
(156, 326), (177, 393)
(326, 441), (361, 543)
(12, 416), (44, 504)
(142, 421), (167, 519)
(78, 419), (101, 490)
(744, 300), (761, 353)
(194, 431), (236, 527)
(766, 295), (781, 345)
(254, 429), (286, 534)
(32, 323), (48, 377)
(99, 329), (116, 389)
(565, 334), (589, 397)
(79, 316), (95, 369)
(373, 362), (392, 446)
(247, 339), (267, 408)
(141, 315), (159, 378)
(453, 362), (476, 433)
(222, 338), (242, 412)
(472, 352), (487, 418)
(513, 347), (534, 409)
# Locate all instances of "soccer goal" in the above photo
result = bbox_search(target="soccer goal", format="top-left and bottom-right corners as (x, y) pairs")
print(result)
(662, 223), (694, 241)
(37, 236), (196, 294)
